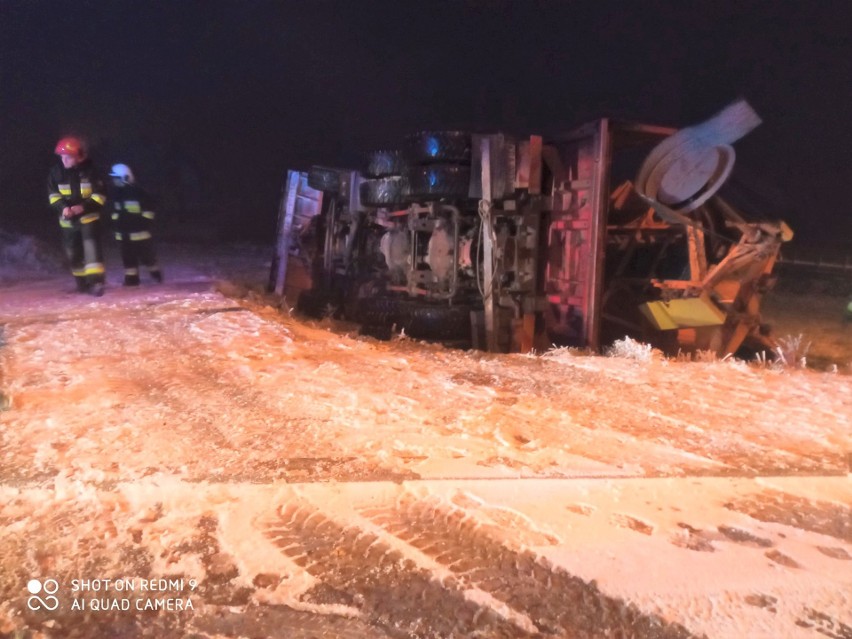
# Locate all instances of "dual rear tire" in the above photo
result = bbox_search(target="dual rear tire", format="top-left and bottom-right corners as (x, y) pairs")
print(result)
(355, 297), (475, 342)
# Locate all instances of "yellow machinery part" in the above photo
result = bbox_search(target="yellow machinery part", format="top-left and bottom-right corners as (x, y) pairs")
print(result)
(639, 294), (727, 331)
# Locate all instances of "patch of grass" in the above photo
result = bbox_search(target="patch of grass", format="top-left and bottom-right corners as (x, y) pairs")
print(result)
(762, 290), (852, 371)
(605, 336), (662, 362)
(773, 333), (811, 370)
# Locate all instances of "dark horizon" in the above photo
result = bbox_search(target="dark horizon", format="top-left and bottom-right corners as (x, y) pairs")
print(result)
(2, 0), (850, 247)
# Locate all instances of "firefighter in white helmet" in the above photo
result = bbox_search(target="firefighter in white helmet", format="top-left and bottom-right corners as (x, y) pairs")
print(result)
(108, 163), (163, 286)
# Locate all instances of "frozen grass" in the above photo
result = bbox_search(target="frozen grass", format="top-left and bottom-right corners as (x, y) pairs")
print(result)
(540, 345), (573, 359)
(537, 345), (596, 364)
(747, 333), (817, 372)
(605, 336), (662, 362)
(552, 333), (827, 374)
(391, 327), (412, 342)
(772, 333), (811, 370)
(673, 349), (721, 363)
(762, 289), (851, 371)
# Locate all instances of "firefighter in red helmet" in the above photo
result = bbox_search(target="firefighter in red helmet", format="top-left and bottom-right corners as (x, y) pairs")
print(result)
(47, 136), (108, 296)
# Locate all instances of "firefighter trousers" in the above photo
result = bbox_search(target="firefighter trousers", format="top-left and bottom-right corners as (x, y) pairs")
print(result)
(118, 234), (161, 285)
(61, 215), (105, 289)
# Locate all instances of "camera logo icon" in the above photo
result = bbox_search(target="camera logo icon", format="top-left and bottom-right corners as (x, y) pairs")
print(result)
(27, 578), (59, 611)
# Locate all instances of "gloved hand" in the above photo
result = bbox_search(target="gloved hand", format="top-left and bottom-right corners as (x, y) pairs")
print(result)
(62, 205), (85, 218)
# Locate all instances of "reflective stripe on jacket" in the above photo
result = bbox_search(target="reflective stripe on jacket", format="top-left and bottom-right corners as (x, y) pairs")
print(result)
(47, 160), (107, 221)
(109, 183), (157, 235)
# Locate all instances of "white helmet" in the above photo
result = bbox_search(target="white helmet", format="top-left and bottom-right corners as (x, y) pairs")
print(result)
(109, 163), (135, 184)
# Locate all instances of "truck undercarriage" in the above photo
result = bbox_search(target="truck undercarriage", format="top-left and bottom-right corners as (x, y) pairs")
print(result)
(270, 101), (791, 357)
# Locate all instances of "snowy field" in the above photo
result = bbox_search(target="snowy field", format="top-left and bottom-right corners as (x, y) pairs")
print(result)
(0, 234), (850, 638)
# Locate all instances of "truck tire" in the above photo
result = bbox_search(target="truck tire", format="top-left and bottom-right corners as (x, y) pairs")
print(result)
(405, 303), (475, 341)
(354, 297), (475, 343)
(353, 296), (410, 328)
(360, 176), (408, 207)
(404, 131), (471, 164)
(296, 288), (341, 319)
(366, 150), (406, 177)
(405, 165), (471, 201)
(307, 166), (341, 193)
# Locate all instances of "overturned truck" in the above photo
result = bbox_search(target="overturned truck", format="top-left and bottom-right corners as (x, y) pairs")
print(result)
(270, 100), (792, 356)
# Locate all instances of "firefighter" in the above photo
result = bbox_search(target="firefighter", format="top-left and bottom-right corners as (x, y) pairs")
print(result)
(108, 163), (163, 286)
(47, 136), (108, 296)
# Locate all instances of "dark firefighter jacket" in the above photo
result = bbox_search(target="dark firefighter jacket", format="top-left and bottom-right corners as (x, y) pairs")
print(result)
(47, 160), (107, 227)
(109, 183), (156, 240)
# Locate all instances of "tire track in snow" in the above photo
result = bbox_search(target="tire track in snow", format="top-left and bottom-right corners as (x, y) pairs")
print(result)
(357, 494), (697, 639)
(264, 500), (532, 639)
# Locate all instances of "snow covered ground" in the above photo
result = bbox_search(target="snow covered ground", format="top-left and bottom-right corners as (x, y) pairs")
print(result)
(0, 236), (849, 638)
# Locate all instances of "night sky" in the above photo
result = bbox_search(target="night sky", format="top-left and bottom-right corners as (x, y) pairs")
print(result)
(2, 0), (850, 245)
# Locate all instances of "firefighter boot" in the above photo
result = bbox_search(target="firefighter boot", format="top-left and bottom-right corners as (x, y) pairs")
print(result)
(150, 269), (163, 284)
(90, 281), (105, 297)
(124, 274), (140, 287)
(74, 277), (90, 294)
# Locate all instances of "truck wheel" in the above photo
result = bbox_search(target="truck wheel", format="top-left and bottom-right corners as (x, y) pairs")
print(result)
(405, 165), (471, 201)
(404, 131), (471, 164)
(353, 296), (407, 327)
(296, 288), (341, 318)
(366, 150), (406, 177)
(405, 303), (474, 341)
(360, 176), (408, 207)
(307, 166), (341, 193)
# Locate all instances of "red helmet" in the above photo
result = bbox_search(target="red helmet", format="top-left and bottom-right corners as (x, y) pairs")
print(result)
(55, 136), (86, 159)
